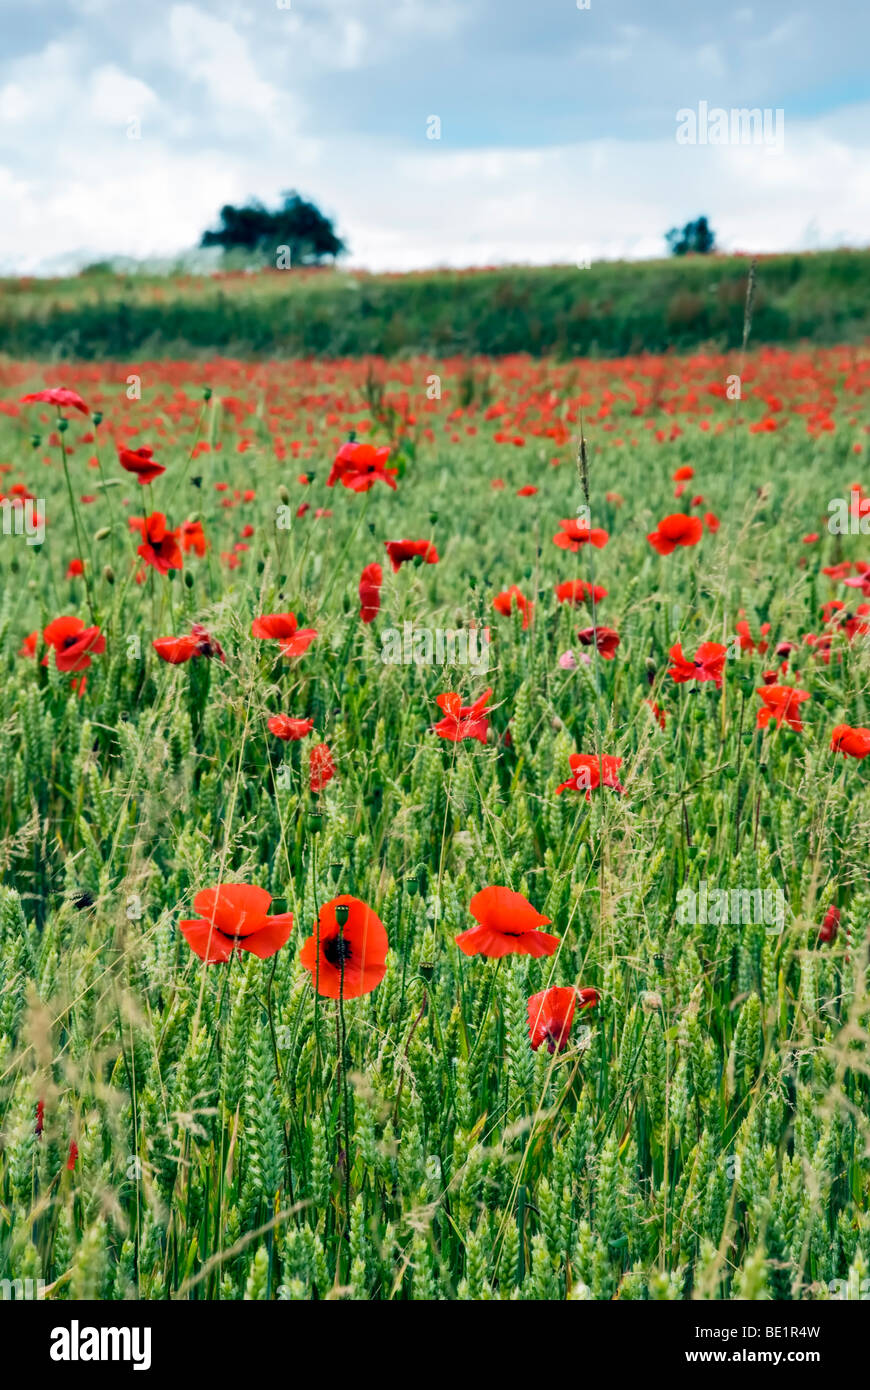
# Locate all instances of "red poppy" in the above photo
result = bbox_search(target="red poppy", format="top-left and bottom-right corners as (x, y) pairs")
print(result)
(432, 688), (492, 743)
(831, 724), (870, 759)
(819, 905), (840, 944)
(21, 386), (89, 416)
(516, 484), (538, 497)
(180, 519), (208, 555)
(647, 513), (703, 555)
(252, 612), (317, 657)
(268, 714), (314, 740)
(66, 558), (84, 579)
(43, 616), (105, 673)
(736, 618), (770, 653)
(576, 625), (620, 659)
(455, 885), (560, 959)
(493, 584), (534, 629)
(19, 630), (38, 659)
(384, 538), (439, 571)
(359, 562), (383, 623)
(67, 1140), (79, 1170)
(130, 512), (183, 574)
(556, 752), (624, 799)
(645, 699), (666, 729)
(667, 641), (727, 688)
(673, 466), (694, 481)
(118, 445), (165, 485)
(179, 883), (293, 963)
(552, 518), (609, 551)
(309, 742), (336, 791)
(153, 624), (225, 664)
(299, 895), (389, 999)
(527, 985), (599, 1052)
(756, 684), (809, 731)
(555, 579), (608, 606)
(843, 570), (870, 598)
(327, 441), (398, 492)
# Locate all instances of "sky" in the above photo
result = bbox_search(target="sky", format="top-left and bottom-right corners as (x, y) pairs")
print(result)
(0, 0), (868, 274)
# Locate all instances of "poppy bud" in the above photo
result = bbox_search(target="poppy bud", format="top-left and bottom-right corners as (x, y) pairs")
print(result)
(334, 903), (350, 928)
(57, 417), (69, 433)
(184, 572), (194, 588)
(167, 568), (177, 581)
(278, 485), (290, 504)
(687, 845), (700, 860)
(413, 553), (424, 567)
(306, 472), (315, 484)
(92, 410), (103, 427)
(94, 526), (111, 541)
(346, 834), (356, 852)
(429, 510), (438, 525)
(307, 812), (323, 832)
(103, 565), (115, 584)
(203, 386), (212, 401)
(31, 433), (41, 448)
(329, 862), (343, 882)
(405, 874), (419, 896)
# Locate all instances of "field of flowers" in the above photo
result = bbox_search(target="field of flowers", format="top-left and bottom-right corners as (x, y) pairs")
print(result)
(0, 342), (869, 1302)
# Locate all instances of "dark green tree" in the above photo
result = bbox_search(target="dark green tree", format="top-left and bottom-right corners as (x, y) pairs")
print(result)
(665, 216), (716, 257)
(200, 192), (346, 265)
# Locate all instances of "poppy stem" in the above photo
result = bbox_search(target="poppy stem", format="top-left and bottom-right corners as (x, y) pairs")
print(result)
(57, 416), (98, 624)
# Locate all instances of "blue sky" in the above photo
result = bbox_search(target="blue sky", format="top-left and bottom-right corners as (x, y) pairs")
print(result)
(1, 0), (868, 272)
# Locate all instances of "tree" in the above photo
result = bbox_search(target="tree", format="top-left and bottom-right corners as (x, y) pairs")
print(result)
(200, 192), (347, 266)
(665, 216), (716, 257)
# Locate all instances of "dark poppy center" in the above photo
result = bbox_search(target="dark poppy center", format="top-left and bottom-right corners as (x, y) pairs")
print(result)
(324, 935), (353, 966)
(62, 635), (80, 649)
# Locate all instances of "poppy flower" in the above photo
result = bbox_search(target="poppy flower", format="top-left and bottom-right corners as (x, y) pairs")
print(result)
(831, 724), (870, 759)
(65, 558), (84, 579)
(67, 1140), (79, 1171)
(118, 445), (165, 486)
(252, 612), (317, 657)
(819, 905), (840, 944)
(556, 752), (625, 799)
(432, 688), (492, 743)
(493, 584), (534, 629)
(455, 885), (560, 959)
(130, 512), (183, 574)
(179, 883), (293, 963)
(299, 894), (389, 999)
(576, 625), (620, 659)
(667, 641), (727, 688)
(359, 562), (383, 623)
(18, 630), (38, 659)
(268, 714), (314, 740)
(309, 742), (335, 791)
(673, 466), (694, 481)
(645, 699), (666, 729)
(153, 624), (225, 664)
(647, 513), (703, 555)
(527, 985), (599, 1052)
(552, 518), (609, 551)
(516, 484), (538, 497)
(384, 538), (439, 571)
(843, 570), (870, 598)
(327, 441), (398, 492)
(736, 618), (770, 653)
(555, 579), (608, 606)
(43, 616), (105, 673)
(20, 386), (89, 416)
(756, 684), (809, 732)
(180, 519), (208, 555)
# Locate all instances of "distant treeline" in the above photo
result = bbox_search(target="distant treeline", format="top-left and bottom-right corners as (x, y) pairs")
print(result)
(1, 249), (868, 359)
